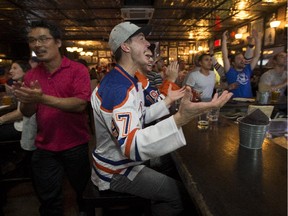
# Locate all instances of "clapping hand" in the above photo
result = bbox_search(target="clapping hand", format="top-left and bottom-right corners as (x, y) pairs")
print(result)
(174, 86), (233, 127)
(12, 80), (43, 104)
(165, 61), (179, 82)
(164, 84), (185, 106)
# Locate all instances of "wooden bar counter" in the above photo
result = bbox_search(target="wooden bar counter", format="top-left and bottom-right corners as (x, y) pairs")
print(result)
(221, 96), (287, 114)
(172, 116), (287, 216)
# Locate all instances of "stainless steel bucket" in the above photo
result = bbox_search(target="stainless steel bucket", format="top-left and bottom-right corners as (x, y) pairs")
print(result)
(238, 119), (270, 149)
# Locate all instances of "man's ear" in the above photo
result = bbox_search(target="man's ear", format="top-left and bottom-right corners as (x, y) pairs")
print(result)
(120, 43), (130, 53)
(56, 39), (62, 48)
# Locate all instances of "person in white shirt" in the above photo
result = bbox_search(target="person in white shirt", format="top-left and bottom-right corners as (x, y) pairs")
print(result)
(0, 60), (31, 141)
(184, 53), (216, 101)
(258, 51), (287, 95)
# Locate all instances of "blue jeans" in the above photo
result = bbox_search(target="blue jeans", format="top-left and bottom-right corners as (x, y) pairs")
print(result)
(110, 166), (186, 216)
(31, 144), (90, 216)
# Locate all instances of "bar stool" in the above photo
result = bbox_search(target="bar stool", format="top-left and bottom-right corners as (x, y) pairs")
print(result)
(82, 179), (151, 216)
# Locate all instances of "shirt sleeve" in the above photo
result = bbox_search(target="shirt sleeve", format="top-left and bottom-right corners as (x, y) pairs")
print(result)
(158, 79), (180, 96)
(185, 72), (196, 87)
(154, 73), (163, 88)
(213, 61), (225, 79)
(147, 72), (163, 88)
(113, 93), (185, 161)
(259, 72), (271, 85)
(72, 64), (92, 101)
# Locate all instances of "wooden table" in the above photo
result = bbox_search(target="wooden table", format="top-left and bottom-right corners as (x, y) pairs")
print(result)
(172, 117), (287, 216)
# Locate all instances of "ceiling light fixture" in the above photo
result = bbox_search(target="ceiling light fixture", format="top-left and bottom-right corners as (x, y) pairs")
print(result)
(270, 13), (281, 28)
(189, 32), (193, 39)
(235, 33), (243, 39)
(198, 46), (203, 51)
(80, 51), (93, 56)
(230, 0), (251, 20)
(261, 0), (276, 3)
(66, 47), (84, 53)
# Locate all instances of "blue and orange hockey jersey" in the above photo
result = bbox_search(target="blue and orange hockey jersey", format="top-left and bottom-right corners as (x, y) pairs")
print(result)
(90, 65), (186, 190)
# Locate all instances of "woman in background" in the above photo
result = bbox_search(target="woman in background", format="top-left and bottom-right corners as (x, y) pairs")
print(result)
(0, 60), (31, 141)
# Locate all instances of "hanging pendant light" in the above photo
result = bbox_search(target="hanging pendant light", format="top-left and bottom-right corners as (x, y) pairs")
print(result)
(270, 13), (281, 28)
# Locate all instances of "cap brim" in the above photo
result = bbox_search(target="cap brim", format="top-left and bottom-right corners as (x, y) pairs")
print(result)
(130, 25), (151, 38)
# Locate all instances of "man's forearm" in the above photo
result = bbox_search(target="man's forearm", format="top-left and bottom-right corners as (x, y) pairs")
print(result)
(39, 94), (87, 113)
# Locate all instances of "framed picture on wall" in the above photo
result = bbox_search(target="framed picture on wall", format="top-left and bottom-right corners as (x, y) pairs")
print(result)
(178, 42), (188, 47)
(169, 47), (177, 61)
(178, 47), (184, 55)
(92, 56), (98, 63)
(106, 51), (111, 57)
(181, 55), (189, 63)
(98, 50), (106, 57)
(160, 46), (168, 57)
(99, 58), (109, 65)
(251, 18), (263, 33)
(169, 41), (177, 47)
(264, 27), (275, 46)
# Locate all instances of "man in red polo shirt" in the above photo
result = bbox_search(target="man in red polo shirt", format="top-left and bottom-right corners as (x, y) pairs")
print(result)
(13, 20), (91, 216)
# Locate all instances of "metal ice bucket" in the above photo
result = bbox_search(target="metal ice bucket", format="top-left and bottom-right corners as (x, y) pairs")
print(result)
(238, 118), (270, 149)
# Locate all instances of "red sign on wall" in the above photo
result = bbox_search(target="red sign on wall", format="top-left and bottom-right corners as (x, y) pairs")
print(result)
(214, 39), (221, 47)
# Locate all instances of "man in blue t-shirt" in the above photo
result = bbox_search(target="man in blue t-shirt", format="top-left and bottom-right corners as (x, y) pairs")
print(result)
(221, 30), (262, 98)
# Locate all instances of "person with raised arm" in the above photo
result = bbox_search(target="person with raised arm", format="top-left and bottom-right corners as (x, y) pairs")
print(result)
(222, 29), (262, 98)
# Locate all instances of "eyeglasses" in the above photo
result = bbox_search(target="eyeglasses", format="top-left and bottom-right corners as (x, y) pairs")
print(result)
(27, 36), (53, 45)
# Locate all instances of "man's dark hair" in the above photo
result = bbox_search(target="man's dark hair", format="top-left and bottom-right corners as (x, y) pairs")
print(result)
(28, 20), (62, 40)
(13, 60), (31, 73)
(230, 52), (243, 63)
(113, 37), (132, 62)
(198, 53), (210, 63)
(272, 52), (286, 61)
(113, 47), (122, 62)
